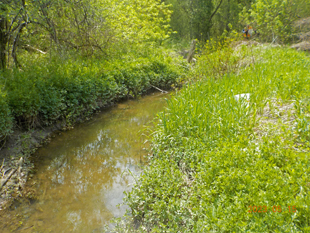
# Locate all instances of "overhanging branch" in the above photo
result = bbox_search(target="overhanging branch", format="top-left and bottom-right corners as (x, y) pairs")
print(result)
(209, 0), (223, 23)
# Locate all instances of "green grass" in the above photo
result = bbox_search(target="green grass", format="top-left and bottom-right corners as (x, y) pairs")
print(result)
(117, 45), (310, 232)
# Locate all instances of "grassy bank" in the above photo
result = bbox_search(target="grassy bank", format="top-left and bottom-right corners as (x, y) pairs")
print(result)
(0, 49), (187, 141)
(119, 44), (310, 232)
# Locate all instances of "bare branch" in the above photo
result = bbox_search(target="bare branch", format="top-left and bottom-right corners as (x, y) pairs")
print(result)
(7, 7), (24, 36)
(23, 44), (47, 54)
(209, 0), (224, 23)
(12, 21), (30, 67)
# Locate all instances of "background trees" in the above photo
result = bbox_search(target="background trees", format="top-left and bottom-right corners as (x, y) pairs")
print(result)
(164, 0), (216, 41)
(0, 0), (173, 69)
(165, 0), (310, 44)
(1, 0), (310, 71)
(239, 0), (309, 43)
(164, 0), (255, 41)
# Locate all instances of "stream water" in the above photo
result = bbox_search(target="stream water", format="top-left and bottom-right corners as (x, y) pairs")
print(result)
(1, 92), (169, 232)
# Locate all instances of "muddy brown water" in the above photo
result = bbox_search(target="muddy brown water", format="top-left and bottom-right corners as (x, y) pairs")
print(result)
(1, 92), (170, 232)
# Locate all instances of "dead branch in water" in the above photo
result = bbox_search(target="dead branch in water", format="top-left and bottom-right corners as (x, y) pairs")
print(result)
(150, 84), (168, 93)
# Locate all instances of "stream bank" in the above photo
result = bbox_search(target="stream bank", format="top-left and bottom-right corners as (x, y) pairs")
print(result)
(0, 85), (175, 212)
(0, 91), (170, 232)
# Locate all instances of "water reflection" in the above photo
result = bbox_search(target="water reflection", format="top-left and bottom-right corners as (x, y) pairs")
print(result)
(2, 92), (169, 233)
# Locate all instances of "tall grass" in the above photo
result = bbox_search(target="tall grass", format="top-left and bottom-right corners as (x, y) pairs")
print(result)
(120, 45), (310, 232)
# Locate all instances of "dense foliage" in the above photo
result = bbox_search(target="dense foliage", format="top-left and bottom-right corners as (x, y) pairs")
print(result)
(0, 0), (310, 230)
(240, 0), (310, 43)
(165, 0), (310, 43)
(0, 0), (185, 140)
(0, 0), (173, 68)
(0, 88), (12, 140)
(119, 45), (310, 232)
(0, 50), (187, 138)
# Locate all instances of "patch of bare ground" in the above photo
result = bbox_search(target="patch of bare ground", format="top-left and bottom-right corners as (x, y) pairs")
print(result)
(294, 17), (310, 32)
(253, 98), (308, 152)
(0, 120), (68, 211)
(292, 17), (310, 50)
(291, 41), (310, 51)
(297, 31), (310, 41)
(231, 40), (261, 49)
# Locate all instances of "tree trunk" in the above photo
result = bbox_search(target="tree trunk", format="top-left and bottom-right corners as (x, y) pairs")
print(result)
(12, 22), (28, 68)
(187, 39), (196, 63)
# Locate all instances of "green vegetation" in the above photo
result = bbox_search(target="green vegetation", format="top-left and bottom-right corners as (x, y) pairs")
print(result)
(1, 0), (309, 141)
(166, 0), (310, 43)
(0, 50), (187, 137)
(117, 45), (310, 232)
(0, 0), (173, 68)
(240, 0), (310, 43)
(1, 0), (310, 230)
(0, 88), (12, 140)
(0, 0), (187, 140)
(166, 0), (254, 40)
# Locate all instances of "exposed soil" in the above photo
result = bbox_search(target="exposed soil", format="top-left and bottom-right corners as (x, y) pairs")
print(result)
(294, 17), (310, 32)
(254, 98), (309, 154)
(298, 31), (310, 41)
(292, 17), (310, 51)
(0, 119), (69, 210)
(291, 41), (310, 51)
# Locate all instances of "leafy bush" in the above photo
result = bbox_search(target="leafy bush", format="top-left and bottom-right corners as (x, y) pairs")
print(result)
(0, 48), (186, 135)
(5, 73), (42, 128)
(195, 38), (246, 79)
(0, 88), (13, 139)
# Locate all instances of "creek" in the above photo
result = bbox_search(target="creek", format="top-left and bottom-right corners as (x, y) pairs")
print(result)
(1, 92), (169, 232)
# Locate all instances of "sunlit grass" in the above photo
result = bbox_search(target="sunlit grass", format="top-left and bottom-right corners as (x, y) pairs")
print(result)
(121, 45), (310, 232)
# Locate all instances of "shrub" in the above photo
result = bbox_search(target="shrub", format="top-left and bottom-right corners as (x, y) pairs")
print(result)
(0, 48), (186, 135)
(5, 73), (42, 128)
(0, 88), (13, 140)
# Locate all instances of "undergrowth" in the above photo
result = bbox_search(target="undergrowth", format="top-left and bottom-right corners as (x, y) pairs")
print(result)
(0, 48), (188, 139)
(111, 45), (310, 232)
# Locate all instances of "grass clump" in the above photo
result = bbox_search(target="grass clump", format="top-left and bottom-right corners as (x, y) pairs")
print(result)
(120, 45), (310, 232)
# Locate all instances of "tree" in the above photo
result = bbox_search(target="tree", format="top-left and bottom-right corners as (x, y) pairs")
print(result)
(191, 0), (213, 41)
(164, 0), (242, 41)
(211, 0), (254, 37)
(240, 0), (301, 43)
(0, 0), (173, 70)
